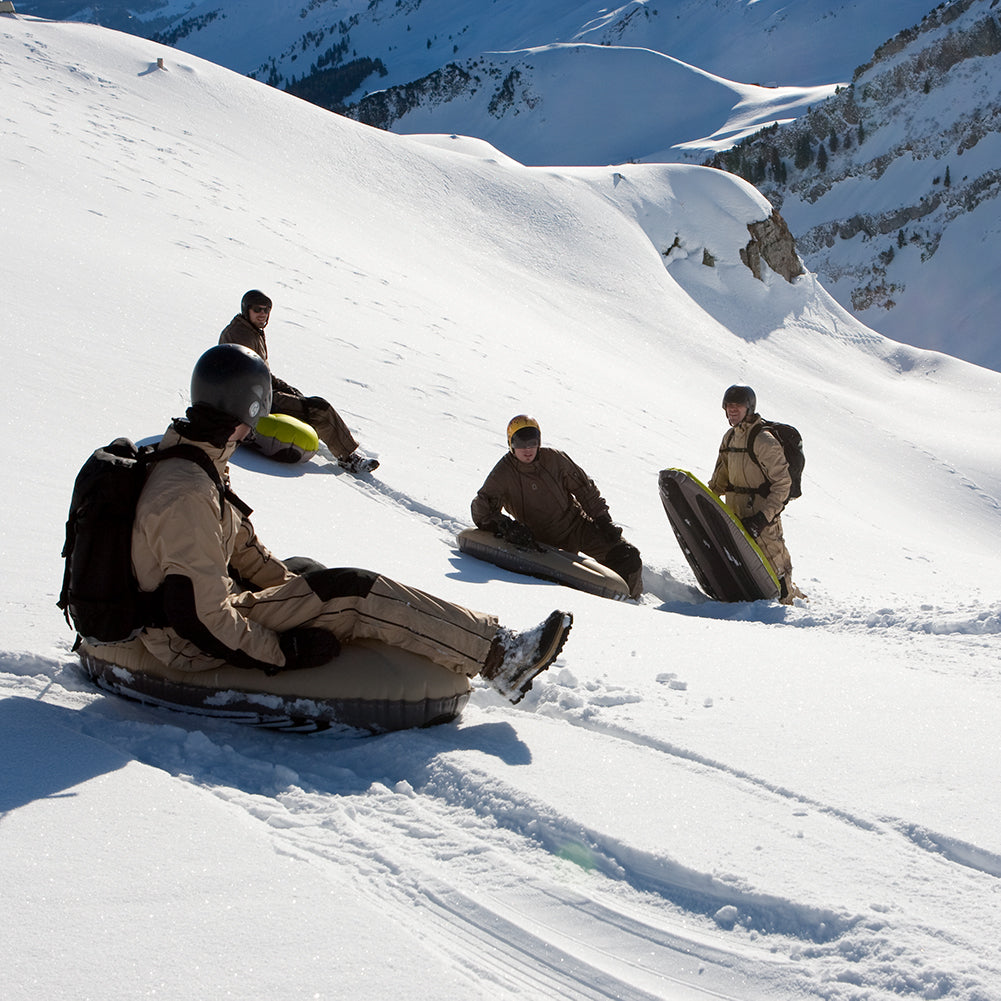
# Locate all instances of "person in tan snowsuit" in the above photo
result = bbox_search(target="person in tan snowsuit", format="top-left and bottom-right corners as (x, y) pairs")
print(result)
(707, 385), (805, 604)
(219, 289), (377, 474)
(471, 415), (643, 599)
(132, 345), (572, 704)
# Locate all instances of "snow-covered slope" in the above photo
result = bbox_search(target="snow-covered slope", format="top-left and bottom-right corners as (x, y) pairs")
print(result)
(3, 16), (1000, 1001)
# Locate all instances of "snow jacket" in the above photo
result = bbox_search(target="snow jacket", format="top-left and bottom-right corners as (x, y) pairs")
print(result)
(219, 314), (299, 397)
(131, 425), (294, 674)
(471, 448), (610, 547)
(707, 414), (792, 524)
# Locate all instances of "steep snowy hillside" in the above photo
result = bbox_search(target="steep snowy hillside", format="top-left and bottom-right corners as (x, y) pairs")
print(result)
(3, 15), (1001, 1001)
(706, 0), (1001, 370)
(23, 0), (1001, 365)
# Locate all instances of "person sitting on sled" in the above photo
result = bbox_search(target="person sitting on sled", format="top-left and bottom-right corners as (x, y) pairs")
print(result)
(470, 415), (643, 599)
(219, 289), (378, 474)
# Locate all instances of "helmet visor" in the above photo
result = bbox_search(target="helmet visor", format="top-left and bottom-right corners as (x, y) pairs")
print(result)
(510, 428), (541, 449)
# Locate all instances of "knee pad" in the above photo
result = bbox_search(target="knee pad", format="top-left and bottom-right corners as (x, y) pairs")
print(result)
(301, 567), (378, 601)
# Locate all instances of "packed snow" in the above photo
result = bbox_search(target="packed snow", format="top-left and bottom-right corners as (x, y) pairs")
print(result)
(2, 15), (1000, 1001)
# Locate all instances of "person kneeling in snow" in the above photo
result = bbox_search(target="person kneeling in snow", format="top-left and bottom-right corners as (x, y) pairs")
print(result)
(219, 289), (378, 474)
(133, 345), (572, 703)
(471, 415), (643, 599)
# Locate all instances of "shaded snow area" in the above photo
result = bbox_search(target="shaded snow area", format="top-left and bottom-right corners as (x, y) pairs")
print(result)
(2, 16), (1000, 1001)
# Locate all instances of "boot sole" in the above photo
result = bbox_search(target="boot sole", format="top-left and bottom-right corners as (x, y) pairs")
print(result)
(510, 611), (573, 705)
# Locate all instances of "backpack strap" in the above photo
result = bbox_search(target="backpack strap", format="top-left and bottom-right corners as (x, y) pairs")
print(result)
(745, 424), (770, 493)
(722, 424), (771, 498)
(149, 444), (253, 518)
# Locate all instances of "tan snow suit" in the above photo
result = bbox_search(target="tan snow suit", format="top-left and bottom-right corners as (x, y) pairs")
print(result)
(471, 448), (643, 598)
(219, 314), (358, 459)
(132, 425), (498, 676)
(707, 415), (797, 591)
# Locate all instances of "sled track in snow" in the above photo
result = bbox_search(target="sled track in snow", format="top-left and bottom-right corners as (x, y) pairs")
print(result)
(180, 714), (996, 1001)
(198, 745), (809, 1001)
(334, 459), (470, 539)
(538, 703), (1001, 883)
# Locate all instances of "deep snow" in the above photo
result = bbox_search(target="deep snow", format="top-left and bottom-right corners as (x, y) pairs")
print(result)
(2, 15), (1000, 1001)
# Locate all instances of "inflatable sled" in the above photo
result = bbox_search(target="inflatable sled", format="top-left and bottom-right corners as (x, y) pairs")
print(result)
(456, 527), (630, 601)
(244, 413), (319, 464)
(658, 468), (780, 602)
(77, 637), (471, 734)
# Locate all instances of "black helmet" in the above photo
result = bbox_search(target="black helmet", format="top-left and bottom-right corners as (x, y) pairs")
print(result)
(191, 344), (272, 426)
(722, 385), (756, 413)
(240, 289), (272, 318)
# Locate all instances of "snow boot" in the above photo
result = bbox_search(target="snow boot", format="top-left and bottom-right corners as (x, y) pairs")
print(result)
(779, 575), (807, 605)
(482, 610), (573, 704)
(338, 452), (380, 475)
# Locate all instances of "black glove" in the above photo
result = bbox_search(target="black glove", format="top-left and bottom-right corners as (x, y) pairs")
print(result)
(277, 627), (341, 673)
(503, 520), (535, 547)
(594, 515), (623, 544)
(741, 512), (769, 539)
(486, 516), (532, 546)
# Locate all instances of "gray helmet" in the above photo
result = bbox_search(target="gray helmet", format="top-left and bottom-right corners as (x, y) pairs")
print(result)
(240, 289), (272, 318)
(190, 344), (272, 426)
(722, 384), (756, 413)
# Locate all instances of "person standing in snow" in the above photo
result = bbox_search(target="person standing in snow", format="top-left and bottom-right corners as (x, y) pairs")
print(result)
(219, 290), (378, 474)
(471, 415), (643, 599)
(707, 385), (806, 604)
(132, 345), (573, 703)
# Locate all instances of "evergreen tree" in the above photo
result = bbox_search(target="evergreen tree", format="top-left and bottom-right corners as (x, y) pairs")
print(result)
(794, 133), (813, 170)
(769, 147), (781, 181)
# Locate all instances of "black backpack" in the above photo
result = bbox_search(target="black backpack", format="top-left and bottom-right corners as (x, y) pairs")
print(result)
(58, 437), (229, 646)
(747, 420), (805, 501)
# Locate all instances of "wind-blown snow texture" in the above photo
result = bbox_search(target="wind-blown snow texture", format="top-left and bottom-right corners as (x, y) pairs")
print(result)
(2, 16), (1000, 1001)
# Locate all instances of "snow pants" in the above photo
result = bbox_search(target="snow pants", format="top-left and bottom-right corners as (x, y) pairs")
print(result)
(547, 518), (643, 599)
(232, 567), (499, 676)
(272, 391), (358, 460)
(754, 517), (793, 580)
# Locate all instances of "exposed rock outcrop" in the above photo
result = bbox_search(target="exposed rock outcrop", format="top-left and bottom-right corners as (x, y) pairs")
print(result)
(740, 211), (805, 282)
